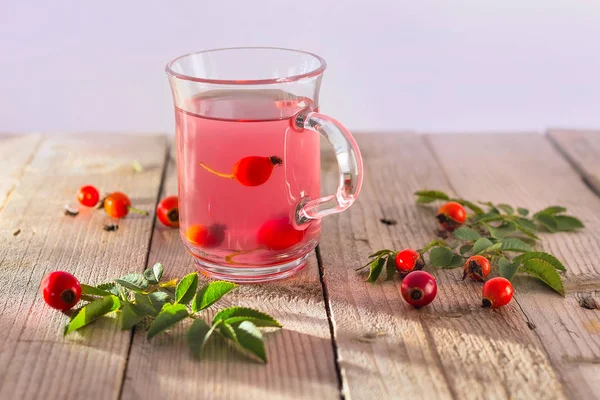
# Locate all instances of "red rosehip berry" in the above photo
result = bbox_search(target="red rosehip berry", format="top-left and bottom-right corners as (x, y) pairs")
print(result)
(104, 192), (148, 218)
(77, 185), (100, 207)
(257, 217), (305, 251)
(185, 224), (226, 248)
(463, 255), (491, 282)
(401, 271), (437, 308)
(41, 271), (82, 310)
(395, 249), (425, 277)
(436, 201), (467, 231)
(482, 277), (514, 308)
(157, 196), (179, 228)
(199, 156), (282, 187)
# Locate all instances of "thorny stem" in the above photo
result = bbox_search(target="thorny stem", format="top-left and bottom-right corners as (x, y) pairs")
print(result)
(199, 162), (235, 179)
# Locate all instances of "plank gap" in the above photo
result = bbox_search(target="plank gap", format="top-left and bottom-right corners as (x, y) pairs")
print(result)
(315, 245), (345, 400)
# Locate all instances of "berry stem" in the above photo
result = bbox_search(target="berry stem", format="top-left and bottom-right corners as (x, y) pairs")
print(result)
(225, 248), (259, 265)
(199, 162), (234, 179)
(127, 206), (149, 216)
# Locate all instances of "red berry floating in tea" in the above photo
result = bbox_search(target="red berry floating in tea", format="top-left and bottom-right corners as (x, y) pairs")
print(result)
(157, 196), (179, 228)
(186, 224), (226, 248)
(257, 217), (305, 251)
(41, 271), (82, 311)
(436, 201), (467, 231)
(199, 156), (282, 187)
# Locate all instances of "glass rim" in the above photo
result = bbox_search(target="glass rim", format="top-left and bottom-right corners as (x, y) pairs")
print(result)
(165, 47), (327, 85)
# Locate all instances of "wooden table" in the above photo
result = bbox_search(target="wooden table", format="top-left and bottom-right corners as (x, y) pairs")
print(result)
(1, 131), (599, 400)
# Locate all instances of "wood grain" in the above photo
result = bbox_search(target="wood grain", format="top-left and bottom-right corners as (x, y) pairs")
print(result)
(0, 134), (43, 215)
(0, 134), (167, 400)
(122, 145), (340, 400)
(548, 129), (600, 196)
(318, 133), (564, 400)
(427, 133), (600, 400)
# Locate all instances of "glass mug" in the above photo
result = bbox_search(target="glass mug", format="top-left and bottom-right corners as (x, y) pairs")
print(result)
(166, 47), (363, 282)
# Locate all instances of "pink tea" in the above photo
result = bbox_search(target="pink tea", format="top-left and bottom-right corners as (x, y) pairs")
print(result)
(175, 90), (321, 271)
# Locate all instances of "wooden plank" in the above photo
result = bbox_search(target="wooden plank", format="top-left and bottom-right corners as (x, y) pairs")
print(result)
(318, 133), (565, 400)
(122, 144), (340, 399)
(0, 134), (168, 400)
(548, 129), (600, 196)
(0, 134), (43, 215)
(427, 133), (600, 400)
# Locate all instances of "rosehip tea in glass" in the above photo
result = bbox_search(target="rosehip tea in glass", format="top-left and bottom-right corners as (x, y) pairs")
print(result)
(166, 47), (363, 282)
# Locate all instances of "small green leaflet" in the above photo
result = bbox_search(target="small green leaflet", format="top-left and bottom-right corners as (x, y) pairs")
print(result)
(498, 257), (518, 281)
(135, 292), (170, 316)
(147, 303), (189, 339)
(445, 254), (464, 269)
(535, 213), (558, 232)
(231, 321), (267, 363)
(385, 255), (396, 281)
(534, 206), (567, 216)
(175, 272), (199, 304)
(187, 318), (215, 359)
(120, 301), (147, 330)
(368, 249), (393, 259)
(554, 215), (584, 231)
(219, 322), (237, 340)
(459, 244), (473, 255)
(65, 295), (121, 335)
(144, 263), (164, 284)
(500, 238), (532, 253)
(115, 273), (149, 291)
(367, 257), (386, 282)
(472, 238), (494, 254)
(497, 204), (514, 215)
(192, 281), (238, 312)
(213, 307), (282, 328)
(80, 284), (113, 297)
(521, 259), (565, 296)
(414, 190), (450, 201)
(429, 247), (454, 268)
(486, 221), (516, 239)
(452, 227), (481, 241)
(517, 207), (529, 216)
(513, 252), (566, 272)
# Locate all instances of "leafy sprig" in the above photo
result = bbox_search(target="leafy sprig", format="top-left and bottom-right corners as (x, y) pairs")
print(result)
(64, 263), (281, 363)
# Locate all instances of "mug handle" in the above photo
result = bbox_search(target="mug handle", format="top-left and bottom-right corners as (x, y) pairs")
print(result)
(294, 111), (364, 224)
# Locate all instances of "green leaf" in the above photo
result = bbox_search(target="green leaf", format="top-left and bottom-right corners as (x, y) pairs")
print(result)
(554, 215), (585, 231)
(187, 318), (215, 359)
(416, 196), (437, 204)
(385, 255), (396, 281)
(191, 281), (238, 312)
(517, 207), (529, 216)
(500, 238), (533, 253)
(459, 244), (473, 255)
(368, 249), (393, 258)
(429, 247), (454, 267)
(521, 259), (565, 296)
(513, 252), (566, 272)
(471, 210), (502, 223)
(535, 213), (558, 232)
(479, 201), (500, 214)
(80, 284), (113, 297)
(414, 190), (450, 200)
(419, 239), (451, 254)
(497, 204), (514, 215)
(486, 221), (517, 239)
(120, 301), (147, 330)
(454, 199), (484, 214)
(147, 303), (189, 339)
(452, 227), (481, 241)
(534, 206), (567, 216)
(444, 254), (465, 269)
(366, 257), (385, 282)
(65, 295), (121, 335)
(115, 273), (149, 292)
(498, 257), (518, 281)
(231, 321), (267, 363)
(159, 286), (177, 299)
(213, 307), (281, 328)
(472, 238), (494, 254)
(219, 322), (237, 340)
(144, 263), (164, 284)
(175, 272), (199, 304)
(135, 292), (170, 316)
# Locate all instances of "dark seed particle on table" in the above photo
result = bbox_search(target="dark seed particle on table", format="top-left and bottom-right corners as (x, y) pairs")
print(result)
(103, 224), (119, 232)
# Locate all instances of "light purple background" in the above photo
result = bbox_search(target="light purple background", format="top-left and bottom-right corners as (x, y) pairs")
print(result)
(2, 0), (600, 134)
